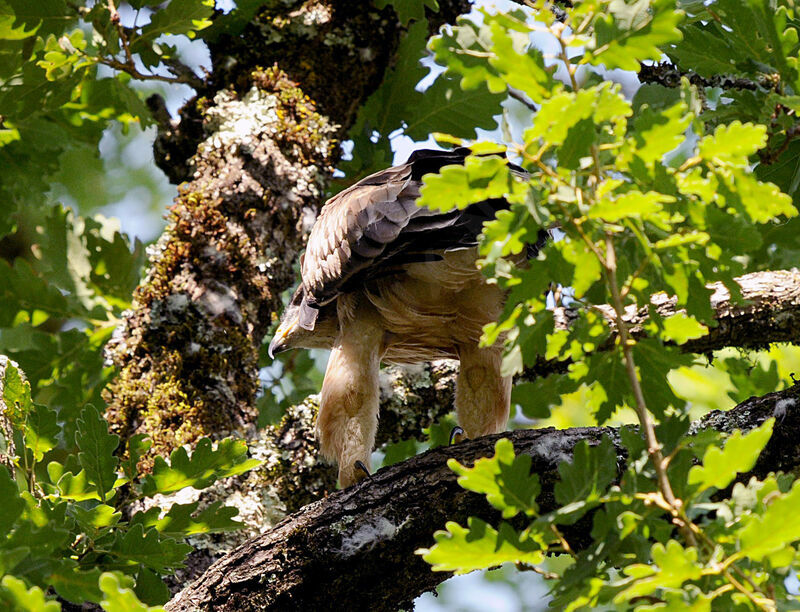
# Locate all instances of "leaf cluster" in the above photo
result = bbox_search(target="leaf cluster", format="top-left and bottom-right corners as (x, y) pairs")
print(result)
(0, 358), (260, 610)
(416, 1), (800, 608)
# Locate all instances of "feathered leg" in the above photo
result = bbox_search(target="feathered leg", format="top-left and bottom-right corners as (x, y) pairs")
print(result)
(455, 345), (512, 438)
(317, 309), (383, 488)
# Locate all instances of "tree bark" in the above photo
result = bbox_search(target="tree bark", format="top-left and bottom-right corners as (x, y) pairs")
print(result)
(166, 382), (800, 612)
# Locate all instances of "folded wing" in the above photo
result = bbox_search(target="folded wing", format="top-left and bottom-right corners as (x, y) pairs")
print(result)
(298, 148), (528, 329)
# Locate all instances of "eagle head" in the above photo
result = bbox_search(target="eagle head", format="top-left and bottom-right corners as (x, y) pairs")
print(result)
(268, 284), (338, 358)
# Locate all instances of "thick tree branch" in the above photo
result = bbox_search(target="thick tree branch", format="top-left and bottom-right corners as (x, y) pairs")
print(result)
(167, 383), (800, 611)
(637, 61), (776, 92)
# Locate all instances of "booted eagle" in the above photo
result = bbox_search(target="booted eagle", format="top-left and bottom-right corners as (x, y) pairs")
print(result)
(269, 148), (543, 487)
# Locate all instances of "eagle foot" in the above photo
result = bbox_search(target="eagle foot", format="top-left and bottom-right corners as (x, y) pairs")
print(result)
(354, 460), (372, 480)
(449, 426), (466, 445)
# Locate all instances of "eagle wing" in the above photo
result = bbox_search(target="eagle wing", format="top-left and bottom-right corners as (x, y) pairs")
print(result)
(298, 148), (527, 330)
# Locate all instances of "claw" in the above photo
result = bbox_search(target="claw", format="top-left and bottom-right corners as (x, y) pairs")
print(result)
(449, 426), (466, 445)
(354, 460), (372, 480)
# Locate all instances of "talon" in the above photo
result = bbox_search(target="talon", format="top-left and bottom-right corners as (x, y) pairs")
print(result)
(449, 426), (466, 445)
(354, 460), (372, 480)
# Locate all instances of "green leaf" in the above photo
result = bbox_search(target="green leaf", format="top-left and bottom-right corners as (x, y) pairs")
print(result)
(418, 518), (545, 574)
(4, 0), (69, 38)
(132, 0), (214, 48)
(0, 355), (32, 428)
(0, 1), (39, 40)
(99, 572), (166, 612)
(670, 0), (799, 88)
(553, 437), (617, 523)
(587, 0), (684, 71)
(373, 0), (437, 25)
(688, 419), (773, 494)
(56, 469), (101, 501)
(0, 576), (60, 612)
(525, 82), (631, 148)
(38, 206), (112, 317)
(200, 0), (266, 41)
(737, 478), (800, 562)
(547, 240), (603, 299)
(480, 204), (544, 261)
(488, 14), (557, 103)
(589, 191), (674, 222)
(657, 312), (708, 345)
(0, 465), (24, 534)
(417, 155), (525, 212)
(70, 503), (121, 532)
(698, 121), (766, 166)
(448, 438), (540, 518)
(25, 403), (59, 461)
(134, 567), (170, 606)
(109, 524), (192, 572)
(51, 566), (103, 605)
(632, 340), (692, 418)
(131, 501), (241, 537)
(121, 434), (151, 482)
(75, 404), (120, 502)
(615, 540), (703, 603)
(590, 350), (629, 424)
(141, 437), (261, 496)
(716, 168), (797, 224)
(0, 547), (30, 578)
(624, 102), (692, 167)
(429, 15), (505, 92)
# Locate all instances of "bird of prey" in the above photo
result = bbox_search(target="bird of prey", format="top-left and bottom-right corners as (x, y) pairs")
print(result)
(269, 148), (543, 487)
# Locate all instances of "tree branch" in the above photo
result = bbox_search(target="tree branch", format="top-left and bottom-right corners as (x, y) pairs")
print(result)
(637, 61), (775, 92)
(166, 383), (800, 611)
(378, 268), (800, 441)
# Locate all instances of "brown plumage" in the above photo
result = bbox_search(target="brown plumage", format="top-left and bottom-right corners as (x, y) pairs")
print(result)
(269, 148), (543, 487)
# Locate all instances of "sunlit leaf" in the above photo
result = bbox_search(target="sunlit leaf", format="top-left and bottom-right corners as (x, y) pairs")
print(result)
(448, 438), (540, 518)
(688, 419), (773, 494)
(418, 518), (545, 574)
(141, 437), (261, 496)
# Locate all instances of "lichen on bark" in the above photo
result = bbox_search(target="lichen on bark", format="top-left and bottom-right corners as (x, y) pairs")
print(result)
(103, 65), (337, 465)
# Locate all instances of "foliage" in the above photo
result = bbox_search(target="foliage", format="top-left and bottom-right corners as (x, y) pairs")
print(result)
(0, 2), (266, 606)
(413, 0), (800, 608)
(0, 358), (260, 609)
(0, 358), (258, 610)
(4, 0), (800, 609)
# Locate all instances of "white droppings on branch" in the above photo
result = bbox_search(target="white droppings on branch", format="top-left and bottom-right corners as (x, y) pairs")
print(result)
(773, 397), (796, 421)
(337, 514), (409, 557)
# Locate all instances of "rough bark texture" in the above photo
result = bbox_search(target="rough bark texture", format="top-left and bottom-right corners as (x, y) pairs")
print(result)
(102, 1), (469, 466)
(166, 382), (800, 612)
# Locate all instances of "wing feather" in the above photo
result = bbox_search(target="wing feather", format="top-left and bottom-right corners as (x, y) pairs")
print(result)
(300, 148), (529, 313)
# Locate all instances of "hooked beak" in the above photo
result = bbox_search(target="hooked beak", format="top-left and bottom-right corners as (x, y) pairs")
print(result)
(268, 320), (295, 359)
